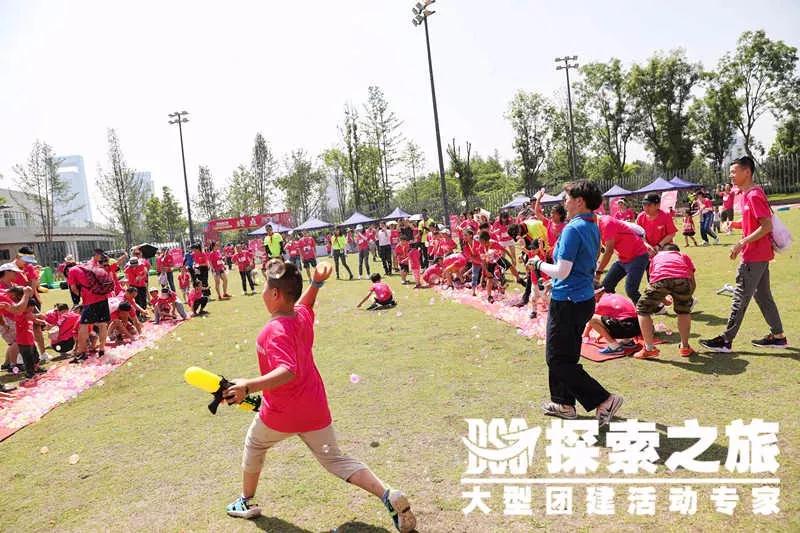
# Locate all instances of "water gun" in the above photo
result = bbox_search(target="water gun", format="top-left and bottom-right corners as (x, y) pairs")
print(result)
(184, 366), (261, 414)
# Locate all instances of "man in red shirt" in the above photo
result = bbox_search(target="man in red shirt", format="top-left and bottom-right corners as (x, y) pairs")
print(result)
(125, 258), (150, 311)
(298, 231), (318, 282)
(68, 251), (115, 361)
(636, 193), (678, 255)
(701, 156), (787, 352)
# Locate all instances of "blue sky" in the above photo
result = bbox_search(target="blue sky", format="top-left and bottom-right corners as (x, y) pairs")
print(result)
(0, 0), (798, 218)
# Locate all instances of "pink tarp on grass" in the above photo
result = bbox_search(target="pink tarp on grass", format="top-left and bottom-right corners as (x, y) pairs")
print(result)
(0, 321), (181, 441)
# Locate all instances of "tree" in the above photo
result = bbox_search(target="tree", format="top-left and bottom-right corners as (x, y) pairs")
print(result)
(321, 148), (348, 220)
(276, 149), (327, 223)
(544, 92), (592, 184)
(340, 103), (364, 210)
(447, 139), (476, 203)
(505, 91), (554, 195)
(97, 128), (146, 250)
(195, 165), (221, 221)
(12, 140), (80, 242)
(363, 86), (403, 208)
(143, 196), (165, 242)
(719, 30), (799, 159)
(401, 141), (425, 205)
(224, 165), (253, 217)
(690, 74), (739, 171)
(161, 186), (187, 242)
(769, 114), (800, 157)
(628, 50), (701, 170)
(250, 133), (277, 213)
(577, 59), (637, 179)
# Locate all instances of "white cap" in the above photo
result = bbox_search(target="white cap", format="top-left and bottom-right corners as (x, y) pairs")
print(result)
(356, 224), (363, 230)
(0, 262), (22, 273)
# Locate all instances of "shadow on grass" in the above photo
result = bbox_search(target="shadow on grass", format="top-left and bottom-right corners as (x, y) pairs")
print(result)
(690, 312), (729, 327)
(647, 351), (749, 375)
(252, 517), (392, 532)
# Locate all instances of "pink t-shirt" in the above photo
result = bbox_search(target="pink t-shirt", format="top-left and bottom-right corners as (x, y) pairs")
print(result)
(125, 264), (149, 287)
(722, 192), (735, 210)
(192, 250), (208, 266)
(371, 282), (393, 302)
(208, 250), (226, 272)
(595, 293), (637, 320)
(408, 247), (421, 270)
(45, 310), (80, 342)
(649, 250), (695, 284)
(443, 253), (467, 270)
(257, 304), (331, 433)
(544, 219), (566, 248)
(598, 216), (648, 263)
(636, 210), (677, 247)
(740, 187), (774, 263)
(232, 252), (251, 272)
(614, 208), (636, 222)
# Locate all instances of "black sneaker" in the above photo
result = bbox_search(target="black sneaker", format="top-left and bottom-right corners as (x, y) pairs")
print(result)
(699, 335), (732, 353)
(751, 334), (788, 349)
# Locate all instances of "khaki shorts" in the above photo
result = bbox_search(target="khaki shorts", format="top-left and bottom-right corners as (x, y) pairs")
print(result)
(242, 416), (367, 480)
(1, 318), (15, 345)
(637, 277), (695, 315)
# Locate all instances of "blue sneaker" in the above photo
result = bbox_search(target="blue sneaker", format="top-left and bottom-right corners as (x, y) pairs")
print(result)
(382, 489), (416, 532)
(226, 496), (261, 519)
(599, 345), (625, 355)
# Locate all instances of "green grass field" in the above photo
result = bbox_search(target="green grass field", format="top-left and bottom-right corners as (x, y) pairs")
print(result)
(1, 211), (799, 532)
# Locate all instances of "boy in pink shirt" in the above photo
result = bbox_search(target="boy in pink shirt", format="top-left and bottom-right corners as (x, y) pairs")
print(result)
(585, 291), (640, 355)
(357, 273), (397, 309)
(636, 193), (678, 254)
(635, 244), (696, 359)
(407, 245), (422, 288)
(222, 261), (416, 532)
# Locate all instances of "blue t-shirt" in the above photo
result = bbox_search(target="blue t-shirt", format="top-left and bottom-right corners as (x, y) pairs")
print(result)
(551, 213), (600, 302)
(184, 252), (194, 268)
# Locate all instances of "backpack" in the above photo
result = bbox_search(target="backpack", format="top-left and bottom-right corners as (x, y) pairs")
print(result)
(77, 264), (115, 296)
(771, 211), (793, 253)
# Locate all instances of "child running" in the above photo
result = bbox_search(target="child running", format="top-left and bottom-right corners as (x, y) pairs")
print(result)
(222, 260), (416, 531)
(357, 273), (397, 310)
(635, 243), (697, 359)
(681, 208), (698, 247)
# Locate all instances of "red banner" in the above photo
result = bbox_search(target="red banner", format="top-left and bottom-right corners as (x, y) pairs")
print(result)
(207, 212), (292, 232)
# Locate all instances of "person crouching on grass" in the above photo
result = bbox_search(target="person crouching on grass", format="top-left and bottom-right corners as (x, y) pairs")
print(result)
(222, 260), (416, 532)
(357, 273), (397, 310)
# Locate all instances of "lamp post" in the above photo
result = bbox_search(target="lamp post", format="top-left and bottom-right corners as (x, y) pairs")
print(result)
(412, 1), (449, 226)
(555, 55), (579, 180)
(167, 110), (195, 245)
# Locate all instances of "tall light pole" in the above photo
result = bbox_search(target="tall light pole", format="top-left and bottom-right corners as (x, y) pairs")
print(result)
(168, 110), (195, 245)
(412, 0), (449, 225)
(555, 55), (579, 180)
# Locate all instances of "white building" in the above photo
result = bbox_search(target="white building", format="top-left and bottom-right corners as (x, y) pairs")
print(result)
(136, 171), (155, 202)
(56, 155), (93, 226)
(722, 134), (747, 168)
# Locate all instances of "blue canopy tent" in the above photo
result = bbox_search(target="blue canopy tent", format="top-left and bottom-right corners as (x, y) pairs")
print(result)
(293, 217), (333, 231)
(501, 195), (529, 209)
(340, 211), (375, 226)
(248, 221), (293, 235)
(383, 207), (412, 220)
(602, 185), (633, 197)
(669, 176), (701, 189)
(633, 177), (680, 194)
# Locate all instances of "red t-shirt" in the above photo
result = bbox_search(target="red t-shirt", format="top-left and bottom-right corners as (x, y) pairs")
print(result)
(0, 290), (15, 320)
(389, 229), (400, 247)
(12, 271), (29, 287)
(463, 240), (482, 266)
(443, 253), (467, 270)
(598, 216), (648, 263)
(23, 263), (39, 282)
(595, 293), (637, 320)
(649, 250), (695, 284)
(232, 252), (251, 272)
(544, 219), (566, 249)
(285, 240), (300, 258)
(156, 254), (174, 273)
(636, 210), (677, 247)
(614, 208), (636, 222)
(125, 264), (149, 287)
(67, 265), (110, 305)
(187, 288), (204, 307)
(479, 240), (506, 264)
(422, 264), (443, 284)
(438, 237), (456, 256)
(740, 187), (774, 263)
(395, 242), (410, 265)
(15, 312), (35, 345)
(298, 237), (316, 260)
(722, 192), (735, 210)
(208, 250), (226, 272)
(191, 250), (208, 266)
(366, 228), (377, 242)
(157, 291), (177, 305)
(45, 310), (80, 342)
(355, 233), (370, 252)
(408, 247), (421, 270)
(257, 304), (331, 433)
(371, 282), (393, 302)
(491, 220), (513, 246)
(178, 272), (191, 289)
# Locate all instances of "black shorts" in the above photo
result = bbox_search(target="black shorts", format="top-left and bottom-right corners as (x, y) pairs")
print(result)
(682, 230), (695, 237)
(302, 258), (317, 268)
(80, 300), (111, 324)
(721, 208), (734, 222)
(399, 264), (409, 273)
(600, 316), (641, 339)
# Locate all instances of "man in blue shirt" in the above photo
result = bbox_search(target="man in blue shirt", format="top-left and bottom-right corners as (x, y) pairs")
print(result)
(529, 180), (623, 426)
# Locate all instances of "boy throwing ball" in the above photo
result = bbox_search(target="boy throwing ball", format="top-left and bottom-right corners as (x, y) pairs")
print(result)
(222, 260), (416, 532)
